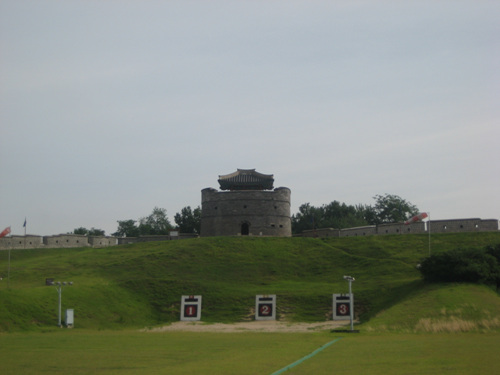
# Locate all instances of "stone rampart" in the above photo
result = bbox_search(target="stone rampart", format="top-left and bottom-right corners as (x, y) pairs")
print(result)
(116, 234), (198, 245)
(0, 218), (497, 250)
(429, 218), (498, 233)
(0, 235), (44, 249)
(341, 225), (378, 237)
(43, 234), (89, 248)
(299, 218), (498, 238)
(377, 222), (427, 236)
(0, 232), (199, 250)
(88, 236), (118, 248)
(300, 228), (340, 238)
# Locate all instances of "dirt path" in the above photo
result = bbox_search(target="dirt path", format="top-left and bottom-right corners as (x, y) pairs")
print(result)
(145, 320), (352, 333)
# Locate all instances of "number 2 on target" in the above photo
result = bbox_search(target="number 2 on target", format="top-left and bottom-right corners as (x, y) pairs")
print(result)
(260, 304), (270, 315)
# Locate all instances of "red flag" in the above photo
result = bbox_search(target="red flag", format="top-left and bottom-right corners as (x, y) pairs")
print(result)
(404, 212), (428, 225)
(0, 226), (11, 238)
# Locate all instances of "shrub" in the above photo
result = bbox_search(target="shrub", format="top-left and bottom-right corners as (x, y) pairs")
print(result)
(419, 245), (500, 289)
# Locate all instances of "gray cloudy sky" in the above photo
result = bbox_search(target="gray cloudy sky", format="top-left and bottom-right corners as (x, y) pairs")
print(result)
(1, 1), (499, 236)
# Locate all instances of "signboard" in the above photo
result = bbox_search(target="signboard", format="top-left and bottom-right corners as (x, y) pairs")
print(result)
(180, 295), (202, 321)
(333, 294), (352, 320)
(255, 295), (276, 321)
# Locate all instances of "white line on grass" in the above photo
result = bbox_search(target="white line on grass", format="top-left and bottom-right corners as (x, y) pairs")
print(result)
(270, 337), (343, 375)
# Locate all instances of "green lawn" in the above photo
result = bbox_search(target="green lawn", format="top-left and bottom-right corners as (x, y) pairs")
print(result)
(286, 332), (500, 375)
(0, 330), (498, 375)
(1, 233), (500, 374)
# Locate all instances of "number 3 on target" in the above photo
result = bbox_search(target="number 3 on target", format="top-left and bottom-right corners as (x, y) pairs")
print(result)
(337, 303), (349, 315)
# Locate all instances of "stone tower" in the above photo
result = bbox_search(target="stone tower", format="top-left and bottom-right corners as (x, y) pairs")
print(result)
(200, 169), (291, 237)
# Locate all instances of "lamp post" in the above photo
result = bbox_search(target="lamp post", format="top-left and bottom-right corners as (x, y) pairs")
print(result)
(50, 281), (73, 327)
(343, 275), (355, 331)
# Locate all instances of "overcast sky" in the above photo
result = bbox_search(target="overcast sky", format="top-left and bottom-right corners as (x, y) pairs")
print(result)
(1, 0), (499, 236)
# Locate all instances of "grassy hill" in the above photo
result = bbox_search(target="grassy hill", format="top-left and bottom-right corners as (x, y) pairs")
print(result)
(1, 232), (499, 332)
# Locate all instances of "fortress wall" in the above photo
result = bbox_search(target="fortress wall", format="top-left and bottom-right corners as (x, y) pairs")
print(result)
(116, 234), (198, 245)
(300, 228), (340, 238)
(0, 218), (496, 250)
(201, 187), (292, 237)
(429, 218), (498, 233)
(377, 222), (426, 235)
(117, 237), (138, 245)
(430, 218), (480, 233)
(297, 218), (497, 238)
(0, 235), (43, 249)
(340, 225), (378, 237)
(43, 234), (89, 248)
(479, 219), (500, 231)
(88, 236), (117, 248)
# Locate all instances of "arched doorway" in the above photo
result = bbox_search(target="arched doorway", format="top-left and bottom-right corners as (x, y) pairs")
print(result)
(241, 222), (250, 235)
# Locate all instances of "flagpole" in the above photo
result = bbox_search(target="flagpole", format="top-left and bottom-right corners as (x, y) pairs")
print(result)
(0, 227), (12, 288)
(24, 220), (26, 249)
(8, 232), (11, 289)
(428, 212), (431, 256)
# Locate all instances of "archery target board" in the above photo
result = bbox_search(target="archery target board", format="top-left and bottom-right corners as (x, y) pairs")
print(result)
(180, 295), (202, 321)
(255, 295), (276, 321)
(333, 294), (352, 320)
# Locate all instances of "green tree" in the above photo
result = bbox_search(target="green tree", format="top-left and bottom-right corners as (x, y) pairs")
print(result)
(73, 227), (88, 235)
(138, 207), (173, 235)
(291, 203), (322, 234)
(291, 201), (370, 234)
(73, 227), (105, 236)
(88, 228), (105, 236)
(321, 201), (370, 229)
(419, 245), (500, 290)
(112, 220), (139, 237)
(174, 206), (201, 234)
(372, 194), (419, 224)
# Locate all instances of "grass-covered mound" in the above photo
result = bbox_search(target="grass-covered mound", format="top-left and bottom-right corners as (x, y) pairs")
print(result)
(1, 232), (499, 332)
(362, 283), (500, 332)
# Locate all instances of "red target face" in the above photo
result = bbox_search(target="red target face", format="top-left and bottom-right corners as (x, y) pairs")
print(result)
(336, 303), (349, 316)
(184, 304), (198, 318)
(258, 303), (273, 317)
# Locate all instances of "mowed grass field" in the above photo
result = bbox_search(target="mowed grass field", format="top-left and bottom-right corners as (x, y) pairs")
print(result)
(1, 330), (498, 374)
(1, 233), (500, 373)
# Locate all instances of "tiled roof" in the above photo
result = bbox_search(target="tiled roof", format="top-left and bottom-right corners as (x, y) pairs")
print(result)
(218, 169), (274, 190)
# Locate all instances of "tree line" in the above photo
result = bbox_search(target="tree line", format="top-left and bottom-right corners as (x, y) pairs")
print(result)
(291, 194), (418, 234)
(73, 194), (419, 237)
(73, 206), (201, 237)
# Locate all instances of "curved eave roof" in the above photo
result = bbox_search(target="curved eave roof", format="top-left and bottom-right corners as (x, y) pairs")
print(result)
(218, 169), (274, 190)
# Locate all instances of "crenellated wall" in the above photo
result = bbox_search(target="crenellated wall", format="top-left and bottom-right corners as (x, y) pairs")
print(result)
(0, 233), (198, 250)
(43, 234), (89, 248)
(1, 218), (497, 250)
(299, 218), (498, 238)
(88, 236), (118, 248)
(0, 235), (44, 249)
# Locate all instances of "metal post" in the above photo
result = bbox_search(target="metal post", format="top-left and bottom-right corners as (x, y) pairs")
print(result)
(428, 212), (431, 256)
(51, 281), (72, 327)
(57, 285), (62, 327)
(7, 247), (11, 289)
(349, 279), (354, 331)
(343, 275), (355, 331)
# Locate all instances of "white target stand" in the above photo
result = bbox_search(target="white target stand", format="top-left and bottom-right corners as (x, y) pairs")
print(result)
(332, 294), (352, 321)
(255, 295), (276, 321)
(180, 295), (202, 321)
